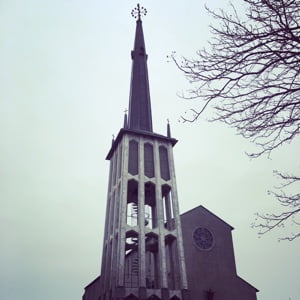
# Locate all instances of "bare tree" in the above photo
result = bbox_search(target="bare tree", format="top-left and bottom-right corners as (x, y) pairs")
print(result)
(171, 0), (300, 240)
(253, 171), (300, 241)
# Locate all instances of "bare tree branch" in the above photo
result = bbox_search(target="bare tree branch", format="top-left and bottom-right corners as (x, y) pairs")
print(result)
(172, 0), (300, 240)
(253, 171), (300, 241)
(171, 0), (300, 157)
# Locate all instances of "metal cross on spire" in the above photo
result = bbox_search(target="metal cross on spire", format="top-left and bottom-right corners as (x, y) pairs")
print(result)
(131, 3), (147, 20)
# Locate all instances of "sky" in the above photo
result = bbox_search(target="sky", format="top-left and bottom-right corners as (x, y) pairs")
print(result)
(0, 1), (299, 299)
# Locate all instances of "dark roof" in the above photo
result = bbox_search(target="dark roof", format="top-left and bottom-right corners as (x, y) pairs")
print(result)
(83, 275), (101, 289)
(181, 205), (234, 230)
(128, 19), (153, 132)
(237, 275), (259, 292)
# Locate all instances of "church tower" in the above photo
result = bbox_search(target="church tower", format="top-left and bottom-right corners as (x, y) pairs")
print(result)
(83, 4), (259, 300)
(98, 4), (189, 300)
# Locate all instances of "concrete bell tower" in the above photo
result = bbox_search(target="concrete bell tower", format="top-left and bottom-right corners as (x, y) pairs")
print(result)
(99, 4), (189, 300)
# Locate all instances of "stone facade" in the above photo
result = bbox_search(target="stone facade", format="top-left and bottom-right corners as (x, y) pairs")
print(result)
(83, 276), (101, 300)
(83, 205), (258, 300)
(181, 206), (258, 300)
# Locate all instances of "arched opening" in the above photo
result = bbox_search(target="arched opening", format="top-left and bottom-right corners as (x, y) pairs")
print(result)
(124, 231), (139, 288)
(147, 295), (160, 300)
(165, 235), (180, 290)
(159, 145), (170, 180)
(145, 182), (156, 229)
(144, 143), (154, 178)
(127, 180), (138, 226)
(145, 233), (159, 289)
(162, 184), (175, 230)
(125, 294), (139, 300)
(128, 139), (139, 175)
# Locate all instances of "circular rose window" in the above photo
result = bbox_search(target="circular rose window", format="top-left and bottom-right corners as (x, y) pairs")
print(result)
(193, 227), (214, 250)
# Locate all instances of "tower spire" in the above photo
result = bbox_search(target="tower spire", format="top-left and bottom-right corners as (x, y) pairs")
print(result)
(128, 4), (153, 132)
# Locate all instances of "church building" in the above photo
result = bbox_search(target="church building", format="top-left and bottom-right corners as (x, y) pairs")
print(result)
(83, 5), (258, 300)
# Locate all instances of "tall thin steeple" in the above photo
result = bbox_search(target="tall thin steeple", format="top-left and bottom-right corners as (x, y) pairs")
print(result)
(128, 4), (153, 132)
(83, 5), (189, 300)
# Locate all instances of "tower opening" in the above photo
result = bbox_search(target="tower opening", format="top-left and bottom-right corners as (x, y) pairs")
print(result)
(144, 143), (154, 178)
(162, 185), (175, 230)
(125, 232), (139, 288)
(127, 180), (139, 227)
(125, 294), (139, 300)
(147, 295), (160, 300)
(159, 146), (170, 181)
(145, 233), (159, 289)
(145, 182), (156, 229)
(128, 140), (139, 175)
(165, 235), (180, 290)
(117, 144), (123, 179)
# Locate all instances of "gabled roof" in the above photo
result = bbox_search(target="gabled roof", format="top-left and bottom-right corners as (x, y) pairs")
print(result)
(237, 275), (259, 292)
(181, 205), (234, 230)
(83, 275), (101, 289)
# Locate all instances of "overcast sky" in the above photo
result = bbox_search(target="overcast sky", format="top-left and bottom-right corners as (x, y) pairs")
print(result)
(1, 1), (299, 300)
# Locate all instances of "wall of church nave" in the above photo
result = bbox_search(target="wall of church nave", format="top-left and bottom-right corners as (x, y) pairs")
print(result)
(180, 206), (257, 300)
(83, 276), (101, 300)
